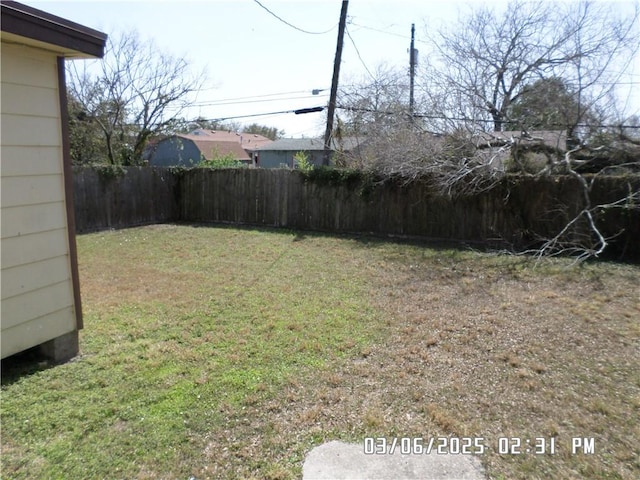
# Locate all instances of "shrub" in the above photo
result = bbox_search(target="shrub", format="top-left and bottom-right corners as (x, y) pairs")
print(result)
(293, 151), (313, 172)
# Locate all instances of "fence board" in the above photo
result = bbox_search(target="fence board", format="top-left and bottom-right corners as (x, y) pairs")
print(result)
(73, 167), (179, 233)
(72, 166), (640, 260)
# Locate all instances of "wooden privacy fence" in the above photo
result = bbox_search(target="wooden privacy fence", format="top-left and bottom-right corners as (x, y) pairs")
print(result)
(73, 167), (640, 260)
(73, 167), (179, 233)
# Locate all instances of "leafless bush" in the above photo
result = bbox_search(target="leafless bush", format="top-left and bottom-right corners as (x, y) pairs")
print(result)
(350, 125), (506, 197)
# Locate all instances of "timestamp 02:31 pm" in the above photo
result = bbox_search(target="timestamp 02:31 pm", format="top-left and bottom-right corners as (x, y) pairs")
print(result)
(363, 436), (596, 455)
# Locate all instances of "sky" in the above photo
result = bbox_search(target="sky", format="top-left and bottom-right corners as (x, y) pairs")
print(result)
(26, 0), (640, 138)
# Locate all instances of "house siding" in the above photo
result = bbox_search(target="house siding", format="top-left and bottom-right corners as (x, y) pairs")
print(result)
(258, 150), (325, 169)
(259, 150), (293, 168)
(150, 138), (202, 167)
(1, 43), (76, 358)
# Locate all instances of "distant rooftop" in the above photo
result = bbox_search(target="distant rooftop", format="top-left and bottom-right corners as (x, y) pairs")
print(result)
(183, 129), (272, 151)
(256, 137), (363, 152)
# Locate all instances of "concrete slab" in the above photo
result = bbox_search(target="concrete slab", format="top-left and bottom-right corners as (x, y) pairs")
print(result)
(303, 441), (486, 480)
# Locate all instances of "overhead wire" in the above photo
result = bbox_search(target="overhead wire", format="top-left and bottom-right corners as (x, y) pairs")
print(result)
(252, 0), (336, 35)
(193, 94), (328, 108)
(347, 21), (410, 40)
(193, 89), (326, 105)
(345, 23), (376, 82)
(335, 104), (640, 129)
(185, 11), (638, 131)
(182, 102), (640, 130)
(206, 106), (326, 122)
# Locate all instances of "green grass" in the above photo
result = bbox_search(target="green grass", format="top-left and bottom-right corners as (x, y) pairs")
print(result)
(2, 225), (381, 479)
(2, 224), (639, 479)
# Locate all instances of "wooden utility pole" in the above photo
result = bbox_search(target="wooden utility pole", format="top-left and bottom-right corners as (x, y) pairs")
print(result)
(409, 23), (416, 116)
(323, 0), (349, 166)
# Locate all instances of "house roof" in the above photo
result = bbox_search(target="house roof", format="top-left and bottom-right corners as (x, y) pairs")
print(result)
(255, 137), (362, 152)
(148, 129), (273, 162)
(189, 139), (250, 161)
(1, 1), (107, 58)
(187, 129), (272, 151)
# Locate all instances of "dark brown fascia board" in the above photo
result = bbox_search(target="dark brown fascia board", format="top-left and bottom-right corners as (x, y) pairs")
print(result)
(1, 1), (107, 58)
(57, 56), (84, 330)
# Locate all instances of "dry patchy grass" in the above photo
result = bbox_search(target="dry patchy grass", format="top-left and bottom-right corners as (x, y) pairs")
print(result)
(318, 244), (640, 479)
(1, 225), (639, 479)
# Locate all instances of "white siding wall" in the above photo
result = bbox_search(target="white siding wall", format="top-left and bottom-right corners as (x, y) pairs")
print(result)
(1, 43), (76, 358)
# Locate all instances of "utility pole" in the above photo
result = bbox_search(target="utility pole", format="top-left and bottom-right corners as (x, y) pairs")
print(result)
(323, 0), (349, 166)
(409, 23), (416, 117)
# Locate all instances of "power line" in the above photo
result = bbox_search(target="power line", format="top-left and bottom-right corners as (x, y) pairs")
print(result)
(193, 94), (328, 108)
(194, 89), (324, 105)
(252, 0), (336, 35)
(335, 104), (640, 129)
(345, 25), (376, 81)
(348, 21), (409, 40)
(207, 106), (326, 122)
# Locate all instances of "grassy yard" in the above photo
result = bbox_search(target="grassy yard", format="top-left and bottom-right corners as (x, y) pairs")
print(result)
(1, 224), (639, 479)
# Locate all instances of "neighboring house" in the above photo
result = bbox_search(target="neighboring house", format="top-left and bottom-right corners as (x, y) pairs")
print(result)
(255, 137), (363, 168)
(1, 1), (107, 361)
(146, 129), (273, 167)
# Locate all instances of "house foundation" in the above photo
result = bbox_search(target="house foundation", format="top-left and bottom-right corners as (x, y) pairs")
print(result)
(38, 330), (79, 364)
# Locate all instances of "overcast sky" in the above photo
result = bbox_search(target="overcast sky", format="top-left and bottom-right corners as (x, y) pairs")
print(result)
(26, 0), (640, 137)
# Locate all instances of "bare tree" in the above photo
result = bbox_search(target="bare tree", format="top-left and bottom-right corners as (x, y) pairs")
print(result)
(336, 64), (410, 137)
(339, 2), (640, 261)
(68, 30), (205, 165)
(421, 0), (640, 135)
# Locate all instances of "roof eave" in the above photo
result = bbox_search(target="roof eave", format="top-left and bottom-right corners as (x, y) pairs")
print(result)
(1, 1), (107, 58)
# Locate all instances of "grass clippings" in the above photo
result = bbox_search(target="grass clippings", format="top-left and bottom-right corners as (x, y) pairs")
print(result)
(2, 224), (639, 480)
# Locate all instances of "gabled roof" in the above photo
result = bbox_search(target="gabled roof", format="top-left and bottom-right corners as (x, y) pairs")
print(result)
(1, 1), (107, 58)
(189, 139), (250, 161)
(255, 137), (362, 152)
(150, 129), (274, 162)
(186, 129), (272, 151)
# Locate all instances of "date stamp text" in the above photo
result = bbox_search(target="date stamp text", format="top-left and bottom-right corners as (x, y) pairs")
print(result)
(363, 436), (596, 455)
